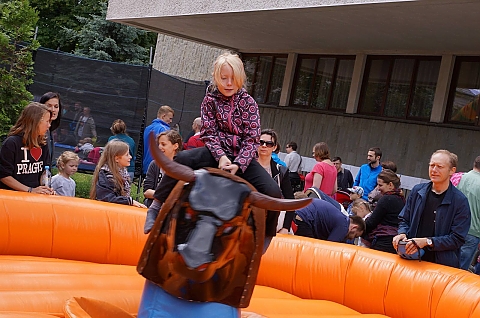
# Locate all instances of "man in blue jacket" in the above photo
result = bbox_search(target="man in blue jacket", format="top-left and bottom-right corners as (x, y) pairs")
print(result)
(353, 147), (382, 200)
(393, 150), (471, 268)
(142, 105), (174, 174)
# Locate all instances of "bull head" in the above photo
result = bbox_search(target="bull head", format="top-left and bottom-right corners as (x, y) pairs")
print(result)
(148, 131), (311, 211)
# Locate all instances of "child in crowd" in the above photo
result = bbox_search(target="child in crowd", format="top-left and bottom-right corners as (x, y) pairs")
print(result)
(0, 102), (54, 195)
(51, 151), (79, 197)
(90, 140), (146, 208)
(351, 198), (372, 219)
(144, 52), (282, 235)
(139, 52), (282, 318)
(143, 130), (182, 226)
(350, 198), (371, 247)
(346, 186), (364, 215)
(75, 137), (94, 156)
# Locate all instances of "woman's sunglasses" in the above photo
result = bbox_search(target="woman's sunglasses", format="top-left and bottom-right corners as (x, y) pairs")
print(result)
(259, 140), (275, 148)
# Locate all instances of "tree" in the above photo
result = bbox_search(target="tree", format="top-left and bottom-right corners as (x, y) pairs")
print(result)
(0, 0), (39, 138)
(29, 0), (157, 61)
(61, 1), (155, 65)
(30, 0), (104, 52)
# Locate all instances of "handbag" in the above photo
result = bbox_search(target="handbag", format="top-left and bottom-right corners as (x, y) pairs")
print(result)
(397, 240), (424, 261)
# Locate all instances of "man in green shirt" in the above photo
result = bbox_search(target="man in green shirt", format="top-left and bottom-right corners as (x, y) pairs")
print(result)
(458, 156), (480, 270)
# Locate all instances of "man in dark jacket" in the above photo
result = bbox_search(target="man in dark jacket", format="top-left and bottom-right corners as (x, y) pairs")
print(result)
(393, 150), (471, 268)
(293, 194), (365, 243)
(333, 156), (353, 192)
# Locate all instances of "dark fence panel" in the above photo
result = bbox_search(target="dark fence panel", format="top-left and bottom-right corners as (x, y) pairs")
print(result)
(29, 48), (206, 175)
(147, 70), (206, 139)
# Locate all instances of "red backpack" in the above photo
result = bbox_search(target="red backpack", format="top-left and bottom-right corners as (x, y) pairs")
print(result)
(87, 147), (102, 164)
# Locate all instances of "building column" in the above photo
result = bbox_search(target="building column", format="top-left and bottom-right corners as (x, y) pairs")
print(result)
(279, 53), (298, 107)
(345, 54), (367, 114)
(430, 55), (455, 123)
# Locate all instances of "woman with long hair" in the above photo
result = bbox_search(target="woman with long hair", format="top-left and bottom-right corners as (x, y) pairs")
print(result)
(0, 103), (53, 194)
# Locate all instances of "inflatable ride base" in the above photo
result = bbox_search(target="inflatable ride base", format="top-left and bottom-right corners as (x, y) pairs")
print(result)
(0, 191), (479, 317)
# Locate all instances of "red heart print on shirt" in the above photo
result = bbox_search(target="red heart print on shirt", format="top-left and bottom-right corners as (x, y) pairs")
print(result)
(30, 147), (42, 161)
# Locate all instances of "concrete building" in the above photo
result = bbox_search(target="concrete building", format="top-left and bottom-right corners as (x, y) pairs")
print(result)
(153, 34), (223, 81)
(106, 0), (480, 179)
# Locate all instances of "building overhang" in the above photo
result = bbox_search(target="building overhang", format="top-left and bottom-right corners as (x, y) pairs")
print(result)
(106, 0), (480, 55)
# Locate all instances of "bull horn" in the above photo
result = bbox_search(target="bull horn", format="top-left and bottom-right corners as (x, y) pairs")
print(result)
(249, 192), (312, 211)
(149, 131), (195, 182)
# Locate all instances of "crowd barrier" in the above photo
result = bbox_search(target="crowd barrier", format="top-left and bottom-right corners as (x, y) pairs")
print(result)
(278, 152), (430, 191)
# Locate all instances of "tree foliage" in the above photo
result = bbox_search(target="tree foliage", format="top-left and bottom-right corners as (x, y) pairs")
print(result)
(31, 0), (156, 64)
(62, 1), (153, 65)
(0, 0), (39, 137)
(30, 0), (104, 52)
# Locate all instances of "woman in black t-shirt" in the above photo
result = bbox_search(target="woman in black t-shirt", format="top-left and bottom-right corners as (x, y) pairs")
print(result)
(0, 102), (53, 194)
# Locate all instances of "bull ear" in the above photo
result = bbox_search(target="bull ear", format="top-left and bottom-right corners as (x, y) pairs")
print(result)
(249, 192), (312, 211)
(149, 131), (195, 182)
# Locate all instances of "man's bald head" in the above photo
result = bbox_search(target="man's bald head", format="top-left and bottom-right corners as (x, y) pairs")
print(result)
(192, 117), (202, 133)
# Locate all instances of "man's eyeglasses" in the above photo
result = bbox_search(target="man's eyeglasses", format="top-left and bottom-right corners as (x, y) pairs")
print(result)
(286, 145), (291, 148)
(259, 140), (275, 148)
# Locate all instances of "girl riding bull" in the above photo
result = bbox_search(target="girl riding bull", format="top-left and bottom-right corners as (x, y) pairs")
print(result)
(139, 52), (289, 318)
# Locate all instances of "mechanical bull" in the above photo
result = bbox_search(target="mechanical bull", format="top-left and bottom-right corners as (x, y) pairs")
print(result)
(137, 133), (311, 308)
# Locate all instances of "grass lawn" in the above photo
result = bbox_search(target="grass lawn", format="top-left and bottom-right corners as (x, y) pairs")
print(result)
(54, 169), (145, 202)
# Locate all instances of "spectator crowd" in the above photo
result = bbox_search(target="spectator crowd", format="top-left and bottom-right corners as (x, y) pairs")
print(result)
(0, 52), (478, 277)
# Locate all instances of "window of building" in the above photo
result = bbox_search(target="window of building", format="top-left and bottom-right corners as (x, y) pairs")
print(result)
(446, 57), (480, 126)
(290, 55), (355, 111)
(359, 56), (441, 120)
(243, 54), (287, 105)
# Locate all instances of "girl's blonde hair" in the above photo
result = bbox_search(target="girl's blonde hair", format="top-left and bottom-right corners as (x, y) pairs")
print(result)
(56, 151), (79, 173)
(9, 102), (51, 148)
(212, 52), (246, 90)
(157, 130), (183, 154)
(90, 140), (130, 199)
(351, 199), (371, 217)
